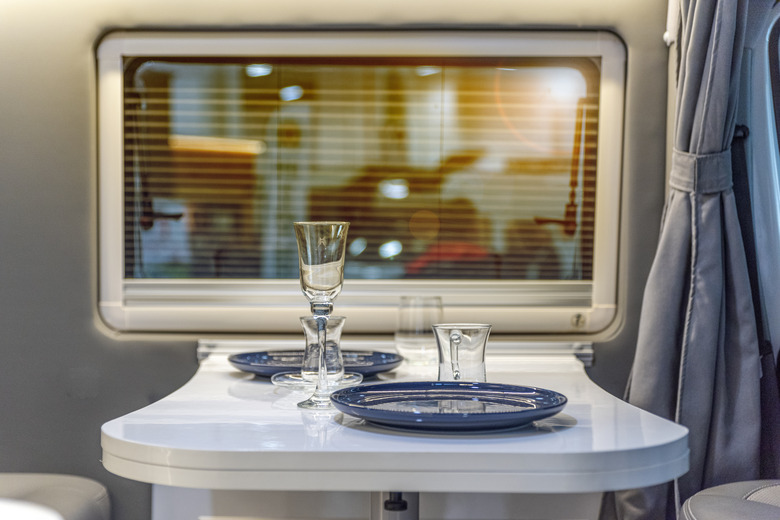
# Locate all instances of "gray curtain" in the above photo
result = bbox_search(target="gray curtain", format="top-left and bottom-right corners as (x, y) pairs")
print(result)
(602, 0), (774, 518)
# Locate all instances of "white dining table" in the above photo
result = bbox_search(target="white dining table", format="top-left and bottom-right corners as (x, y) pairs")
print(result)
(101, 341), (689, 519)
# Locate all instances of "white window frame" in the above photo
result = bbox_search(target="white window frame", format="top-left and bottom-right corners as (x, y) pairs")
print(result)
(97, 30), (626, 334)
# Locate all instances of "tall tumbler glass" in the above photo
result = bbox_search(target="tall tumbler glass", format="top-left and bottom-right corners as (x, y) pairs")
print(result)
(394, 296), (443, 366)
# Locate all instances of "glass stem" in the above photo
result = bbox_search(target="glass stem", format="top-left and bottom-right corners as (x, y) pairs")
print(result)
(314, 314), (329, 400)
(311, 301), (333, 316)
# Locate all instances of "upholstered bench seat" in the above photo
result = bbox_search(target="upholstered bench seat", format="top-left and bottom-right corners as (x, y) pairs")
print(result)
(681, 480), (780, 520)
(0, 474), (110, 520)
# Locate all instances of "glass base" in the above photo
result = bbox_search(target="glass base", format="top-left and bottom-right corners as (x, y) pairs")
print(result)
(295, 372), (364, 409)
(297, 391), (336, 410)
(271, 371), (363, 390)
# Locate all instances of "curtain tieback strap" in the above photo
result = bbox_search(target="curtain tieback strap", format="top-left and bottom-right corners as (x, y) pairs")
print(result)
(670, 148), (733, 194)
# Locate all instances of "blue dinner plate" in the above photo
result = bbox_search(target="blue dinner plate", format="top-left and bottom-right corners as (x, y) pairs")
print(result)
(228, 350), (403, 378)
(329, 381), (567, 432)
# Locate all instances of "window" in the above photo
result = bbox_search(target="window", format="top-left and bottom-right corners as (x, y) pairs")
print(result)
(97, 31), (626, 333)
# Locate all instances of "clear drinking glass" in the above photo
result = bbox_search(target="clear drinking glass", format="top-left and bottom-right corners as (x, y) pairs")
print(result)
(271, 316), (361, 388)
(433, 323), (492, 382)
(293, 222), (362, 409)
(295, 221), (348, 316)
(394, 296), (443, 366)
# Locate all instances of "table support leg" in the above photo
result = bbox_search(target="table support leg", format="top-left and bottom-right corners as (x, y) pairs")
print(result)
(370, 492), (419, 520)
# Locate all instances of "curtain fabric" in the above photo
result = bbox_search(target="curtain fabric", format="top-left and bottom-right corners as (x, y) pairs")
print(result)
(603, 0), (775, 517)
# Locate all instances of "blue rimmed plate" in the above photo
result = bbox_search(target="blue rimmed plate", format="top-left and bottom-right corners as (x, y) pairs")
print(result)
(329, 381), (567, 432)
(228, 350), (403, 378)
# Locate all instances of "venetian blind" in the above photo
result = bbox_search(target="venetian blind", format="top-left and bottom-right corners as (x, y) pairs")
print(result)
(123, 57), (599, 282)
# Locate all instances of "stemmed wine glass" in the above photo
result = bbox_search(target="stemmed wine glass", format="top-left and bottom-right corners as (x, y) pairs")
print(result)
(292, 221), (362, 409)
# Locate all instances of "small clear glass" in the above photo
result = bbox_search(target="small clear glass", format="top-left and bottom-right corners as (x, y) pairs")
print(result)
(433, 323), (492, 382)
(271, 316), (361, 388)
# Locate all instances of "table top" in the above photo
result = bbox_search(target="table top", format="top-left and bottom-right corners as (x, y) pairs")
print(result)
(101, 348), (688, 493)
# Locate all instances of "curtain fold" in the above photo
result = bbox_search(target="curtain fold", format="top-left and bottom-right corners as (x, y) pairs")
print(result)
(602, 0), (775, 517)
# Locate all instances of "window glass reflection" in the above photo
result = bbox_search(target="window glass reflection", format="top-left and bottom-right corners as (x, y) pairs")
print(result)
(124, 57), (599, 281)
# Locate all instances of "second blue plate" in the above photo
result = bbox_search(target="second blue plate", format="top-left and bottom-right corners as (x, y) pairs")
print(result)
(228, 350), (403, 378)
(330, 381), (567, 432)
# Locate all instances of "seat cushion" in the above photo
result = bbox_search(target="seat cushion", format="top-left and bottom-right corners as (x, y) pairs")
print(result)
(680, 480), (780, 520)
(0, 497), (64, 519)
(0, 474), (110, 520)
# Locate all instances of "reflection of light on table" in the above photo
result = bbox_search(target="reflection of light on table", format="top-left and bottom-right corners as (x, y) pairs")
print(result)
(0, 498), (64, 520)
(377, 362), (438, 382)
